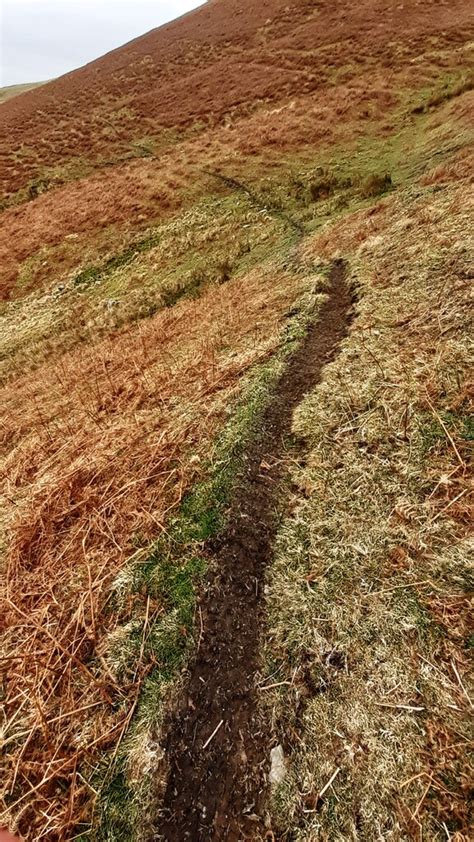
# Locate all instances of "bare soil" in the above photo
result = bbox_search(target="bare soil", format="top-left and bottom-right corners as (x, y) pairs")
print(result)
(157, 261), (354, 840)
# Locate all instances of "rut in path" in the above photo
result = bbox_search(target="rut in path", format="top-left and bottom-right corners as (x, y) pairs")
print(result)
(157, 261), (354, 841)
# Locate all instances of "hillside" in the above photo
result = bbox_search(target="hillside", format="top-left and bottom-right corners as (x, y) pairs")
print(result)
(1, 1), (473, 840)
(0, 0), (467, 193)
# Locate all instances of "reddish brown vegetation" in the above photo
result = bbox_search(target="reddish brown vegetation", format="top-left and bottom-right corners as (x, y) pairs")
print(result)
(1, 1), (472, 838)
(0, 0), (469, 199)
(0, 157), (184, 298)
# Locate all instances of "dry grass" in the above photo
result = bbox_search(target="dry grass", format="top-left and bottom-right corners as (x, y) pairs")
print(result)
(0, 197), (278, 381)
(262, 156), (473, 840)
(0, 264), (304, 839)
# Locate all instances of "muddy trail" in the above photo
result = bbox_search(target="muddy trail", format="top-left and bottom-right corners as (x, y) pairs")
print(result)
(157, 261), (354, 840)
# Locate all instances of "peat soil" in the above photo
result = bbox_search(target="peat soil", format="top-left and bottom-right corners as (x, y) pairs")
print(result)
(157, 261), (354, 840)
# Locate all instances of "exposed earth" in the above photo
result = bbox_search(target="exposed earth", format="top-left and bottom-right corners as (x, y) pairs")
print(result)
(159, 261), (353, 840)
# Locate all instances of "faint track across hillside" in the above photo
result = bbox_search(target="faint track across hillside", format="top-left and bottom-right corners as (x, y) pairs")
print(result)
(157, 260), (354, 840)
(203, 169), (305, 235)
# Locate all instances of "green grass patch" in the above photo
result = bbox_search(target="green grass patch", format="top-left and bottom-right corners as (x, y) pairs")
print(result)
(419, 410), (473, 456)
(408, 68), (474, 114)
(234, 76), (472, 235)
(73, 231), (162, 288)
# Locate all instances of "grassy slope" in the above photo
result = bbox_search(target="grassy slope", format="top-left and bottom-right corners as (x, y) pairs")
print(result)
(0, 2), (473, 840)
(0, 81), (45, 103)
(264, 154), (472, 840)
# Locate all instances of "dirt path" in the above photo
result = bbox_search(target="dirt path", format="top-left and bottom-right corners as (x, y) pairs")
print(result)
(157, 261), (353, 840)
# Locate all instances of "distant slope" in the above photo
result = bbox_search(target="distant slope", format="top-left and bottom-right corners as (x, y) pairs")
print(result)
(0, 0), (471, 196)
(0, 81), (46, 103)
(0, 0), (472, 303)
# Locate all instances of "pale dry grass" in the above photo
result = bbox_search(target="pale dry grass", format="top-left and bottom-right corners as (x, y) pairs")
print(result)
(0, 264), (304, 839)
(0, 82), (46, 104)
(263, 160), (473, 840)
(0, 198), (277, 381)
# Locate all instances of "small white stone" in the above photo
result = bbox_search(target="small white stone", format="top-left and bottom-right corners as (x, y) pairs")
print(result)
(269, 744), (286, 786)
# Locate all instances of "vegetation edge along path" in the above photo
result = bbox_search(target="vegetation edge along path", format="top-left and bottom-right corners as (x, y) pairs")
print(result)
(157, 260), (355, 840)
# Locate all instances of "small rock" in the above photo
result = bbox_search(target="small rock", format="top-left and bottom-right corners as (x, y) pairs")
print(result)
(269, 744), (286, 786)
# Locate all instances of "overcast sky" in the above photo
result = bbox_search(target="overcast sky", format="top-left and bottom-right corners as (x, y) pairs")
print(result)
(0, 0), (201, 87)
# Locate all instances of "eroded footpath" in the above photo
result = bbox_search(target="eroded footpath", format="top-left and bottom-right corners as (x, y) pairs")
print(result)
(157, 261), (354, 840)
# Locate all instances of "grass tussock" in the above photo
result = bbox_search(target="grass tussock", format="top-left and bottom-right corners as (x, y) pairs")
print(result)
(262, 155), (473, 840)
(359, 171), (392, 198)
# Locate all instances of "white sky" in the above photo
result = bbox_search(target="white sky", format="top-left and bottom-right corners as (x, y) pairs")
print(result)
(0, 0), (201, 87)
